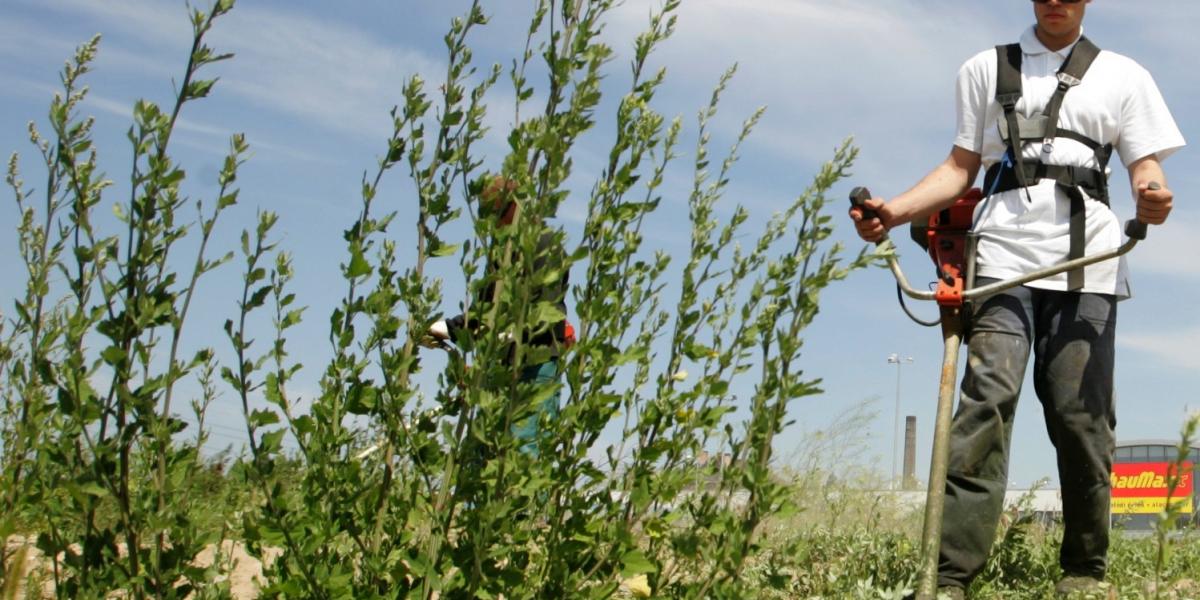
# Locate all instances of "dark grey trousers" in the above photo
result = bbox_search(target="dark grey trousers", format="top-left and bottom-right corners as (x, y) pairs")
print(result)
(937, 280), (1117, 589)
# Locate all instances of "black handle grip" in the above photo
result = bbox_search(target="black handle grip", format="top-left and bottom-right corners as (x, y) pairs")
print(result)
(1125, 220), (1147, 241)
(849, 186), (877, 220)
(849, 186), (889, 245)
(1126, 181), (1161, 241)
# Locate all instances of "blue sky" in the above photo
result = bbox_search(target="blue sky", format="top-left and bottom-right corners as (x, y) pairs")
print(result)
(2, 0), (1197, 488)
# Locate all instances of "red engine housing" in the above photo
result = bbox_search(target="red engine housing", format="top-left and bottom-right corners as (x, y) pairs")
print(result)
(911, 188), (983, 307)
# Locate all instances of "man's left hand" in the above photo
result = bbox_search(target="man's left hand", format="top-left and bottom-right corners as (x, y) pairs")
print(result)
(1136, 181), (1173, 225)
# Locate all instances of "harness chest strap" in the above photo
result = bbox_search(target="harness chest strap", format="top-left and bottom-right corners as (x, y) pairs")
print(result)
(990, 36), (1110, 291)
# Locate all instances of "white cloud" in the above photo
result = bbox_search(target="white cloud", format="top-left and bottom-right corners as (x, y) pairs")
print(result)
(1127, 215), (1200, 279)
(1121, 325), (1200, 370)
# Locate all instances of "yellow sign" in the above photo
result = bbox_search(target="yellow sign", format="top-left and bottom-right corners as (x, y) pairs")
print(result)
(1110, 462), (1195, 515)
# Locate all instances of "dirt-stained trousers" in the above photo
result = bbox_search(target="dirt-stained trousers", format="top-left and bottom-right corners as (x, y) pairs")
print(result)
(937, 279), (1117, 589)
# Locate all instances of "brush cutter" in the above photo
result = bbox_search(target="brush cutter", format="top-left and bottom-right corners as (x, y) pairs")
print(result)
(849, 184), (1153, 600)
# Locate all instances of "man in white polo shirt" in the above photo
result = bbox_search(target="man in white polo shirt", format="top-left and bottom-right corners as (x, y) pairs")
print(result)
(849, 0), (1184, 597)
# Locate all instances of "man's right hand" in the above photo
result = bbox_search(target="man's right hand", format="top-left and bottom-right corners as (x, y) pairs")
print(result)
(848, 196), (892, 243)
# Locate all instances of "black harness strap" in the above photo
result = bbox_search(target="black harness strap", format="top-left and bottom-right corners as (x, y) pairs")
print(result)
(992, 37), (1108, 291)
(1042, 38), (1101, 157)
(984, 163), (1108, 204)
(995, 43), (1030, 197)
(1006, 124), (1111, 159)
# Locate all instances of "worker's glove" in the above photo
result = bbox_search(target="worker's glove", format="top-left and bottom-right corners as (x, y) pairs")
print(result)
(420, 320), (450, 349)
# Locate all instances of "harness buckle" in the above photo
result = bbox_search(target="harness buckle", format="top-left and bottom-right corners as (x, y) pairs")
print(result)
(1041, 141), (1055, 155)
(997, 93), (1021, 108)
(1057, 72), (1082, 87)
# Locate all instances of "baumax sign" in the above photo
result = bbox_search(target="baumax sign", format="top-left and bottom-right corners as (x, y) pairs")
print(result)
(1111, 462), (1194, 515)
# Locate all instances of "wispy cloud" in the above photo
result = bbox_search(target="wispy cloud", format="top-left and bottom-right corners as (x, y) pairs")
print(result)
(19, 0), (447, 142)
(3, 74), (234, 153)
(1129, 215), (1200, 279)
(602, 1), (1023, 161)
(0, 14), (80, 64)
(1121, 325), (1200, 370)
(208, 7), (446, 141)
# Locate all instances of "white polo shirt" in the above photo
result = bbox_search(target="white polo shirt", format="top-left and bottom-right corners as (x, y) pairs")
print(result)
(954, 26), (1185, 298)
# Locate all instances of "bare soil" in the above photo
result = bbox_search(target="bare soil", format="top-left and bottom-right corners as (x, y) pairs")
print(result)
(4, 536), (275, 599)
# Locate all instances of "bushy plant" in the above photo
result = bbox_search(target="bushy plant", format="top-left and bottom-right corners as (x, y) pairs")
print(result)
(1, 1), (242, 597)
(2, 0), (875, 598)
(968, 486), (1060, 598)
(226, 0), (873, 597)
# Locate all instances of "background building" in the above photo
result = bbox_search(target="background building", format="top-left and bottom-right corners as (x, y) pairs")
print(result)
(887, 438), (1199, 532)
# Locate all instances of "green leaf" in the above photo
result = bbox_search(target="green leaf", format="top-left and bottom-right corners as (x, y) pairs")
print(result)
(56, 386), (78, 414)
(707, 378), (730, 397)
(162, 167), (186, 187)
(533, 301), (565, 326)
(615, 344), (649, 366)
(292, 416), (315, 435)
(386, 137), (406, 164)
(429, 242), (460, 258)
(248, 409), (280, 428)
(259, 429), (285, 453)
(283, 308), (305, 329)
(185, 78), (217, 99)
(78, 482), (108, 497)
(101, 346), (127, 366)
(540, 268), (563, 286)
(620, 550), (657, 577)
(347, 249), (371, 278)
(246, 285), (271, 310)
(683, 340), (713, 361)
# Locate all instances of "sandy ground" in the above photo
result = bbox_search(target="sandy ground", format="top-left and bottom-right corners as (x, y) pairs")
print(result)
(3, 536), (275, 599)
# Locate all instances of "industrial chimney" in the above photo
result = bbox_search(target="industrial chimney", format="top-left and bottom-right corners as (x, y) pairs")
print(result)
(903, 416), (917, 490)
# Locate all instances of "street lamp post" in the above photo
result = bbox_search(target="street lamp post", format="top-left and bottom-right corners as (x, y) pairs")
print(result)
(888, 353), (913, 490)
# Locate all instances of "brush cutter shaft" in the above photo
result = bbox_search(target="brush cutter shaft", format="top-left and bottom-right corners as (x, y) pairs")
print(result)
(915, 313), (963, 599)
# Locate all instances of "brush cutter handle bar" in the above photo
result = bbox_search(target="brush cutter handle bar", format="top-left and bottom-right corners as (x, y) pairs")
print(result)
(884, 226), (1144, 302)
(850, 187), (1151, 303)
(963, 232), (1140, 299)
(964, 182), (1160, 297)
(885, 244), (936, 301)
(847, 186), (932, 300)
